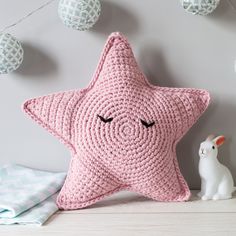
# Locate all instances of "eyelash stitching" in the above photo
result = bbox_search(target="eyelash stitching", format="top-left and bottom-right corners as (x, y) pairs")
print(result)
(97, 116), (154, 127)
(97, 115), (113, 123)
(140, 119), (155, 128)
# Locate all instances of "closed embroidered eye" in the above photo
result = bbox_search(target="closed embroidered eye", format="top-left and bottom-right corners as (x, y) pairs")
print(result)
(140, 119), (155, 128)
(98, 115), (113, 123)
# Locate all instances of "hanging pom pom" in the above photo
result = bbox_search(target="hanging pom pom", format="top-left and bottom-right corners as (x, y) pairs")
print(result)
(180, 0), (221, 15)
(0, 33), (24, 74)
(58, 0), (101, 31)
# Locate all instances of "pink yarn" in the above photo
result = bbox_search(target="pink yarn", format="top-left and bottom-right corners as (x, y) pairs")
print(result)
(23, 32), (210, 209)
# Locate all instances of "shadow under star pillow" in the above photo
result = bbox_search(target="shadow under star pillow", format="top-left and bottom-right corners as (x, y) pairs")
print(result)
(23, 32), (210, 209)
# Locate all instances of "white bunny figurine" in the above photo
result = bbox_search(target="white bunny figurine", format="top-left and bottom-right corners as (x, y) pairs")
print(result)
(198, 135), (235, 200)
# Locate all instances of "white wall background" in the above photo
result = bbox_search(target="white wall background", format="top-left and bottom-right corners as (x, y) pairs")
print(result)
(0, 0), (236, 189)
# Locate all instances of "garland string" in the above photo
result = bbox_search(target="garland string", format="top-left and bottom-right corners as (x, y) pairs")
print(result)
(1, 0), (236, 34)
(227, 0), (236, 11)
(0, 0), (56, 33)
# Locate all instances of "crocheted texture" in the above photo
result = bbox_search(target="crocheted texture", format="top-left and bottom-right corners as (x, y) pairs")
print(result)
(181, 0), (220, 16)
(0, 33), (24, 74)
(58, 0), (101, 31)
(23, 32), (210, 209)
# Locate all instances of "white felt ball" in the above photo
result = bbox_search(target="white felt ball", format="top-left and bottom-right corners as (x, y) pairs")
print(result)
(0, 33), (24, 74)
(58, 0), (101, 31)
(181, 0), (220, 15)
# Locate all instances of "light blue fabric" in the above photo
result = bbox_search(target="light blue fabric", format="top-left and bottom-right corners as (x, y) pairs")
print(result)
(0, 164), (66, 225)
(0, 195), (58, 226)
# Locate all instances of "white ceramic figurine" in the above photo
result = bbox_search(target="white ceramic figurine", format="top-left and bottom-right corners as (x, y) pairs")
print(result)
(198, 135), (235, 200)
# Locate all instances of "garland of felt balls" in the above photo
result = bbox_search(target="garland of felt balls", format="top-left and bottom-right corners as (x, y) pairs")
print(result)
(0, 0), (101, 74)
(1, 0), (236, 74)
(180, 0), (221, 15)
(0, 33), (24, 74)
(58, 0), (101, 31)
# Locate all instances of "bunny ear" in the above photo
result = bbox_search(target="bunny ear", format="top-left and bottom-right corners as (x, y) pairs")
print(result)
(206, 134), (215, 141)
(213, 136), (226, 147)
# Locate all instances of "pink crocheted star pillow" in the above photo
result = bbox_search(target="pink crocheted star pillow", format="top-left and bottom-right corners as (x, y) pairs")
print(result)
(23, 32), (210, 209)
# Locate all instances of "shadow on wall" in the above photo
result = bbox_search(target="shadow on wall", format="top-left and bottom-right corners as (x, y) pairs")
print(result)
(209, 100), (236, 182)
(138, 45), (236, 189)
(15, 43), (58, 78)
(139, 46), (182, 88)
(92, 0), (139, 36)
(178, 100), (236, 189)
(208, 0), (236, 32)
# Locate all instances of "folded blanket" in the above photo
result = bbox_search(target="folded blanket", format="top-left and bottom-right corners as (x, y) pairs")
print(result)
(0, 194), (58, 225)
(0, 164), (66, 225)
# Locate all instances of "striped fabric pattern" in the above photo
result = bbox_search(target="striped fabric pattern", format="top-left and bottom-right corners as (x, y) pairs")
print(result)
(0, 164), (66, 225)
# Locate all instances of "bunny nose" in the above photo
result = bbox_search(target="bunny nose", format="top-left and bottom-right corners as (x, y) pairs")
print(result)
(201, 149), (205, 154)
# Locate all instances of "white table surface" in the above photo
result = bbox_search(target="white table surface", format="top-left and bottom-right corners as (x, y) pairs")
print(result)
(0, 191), (236, 236)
